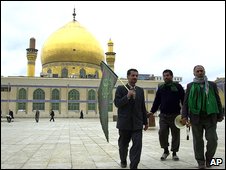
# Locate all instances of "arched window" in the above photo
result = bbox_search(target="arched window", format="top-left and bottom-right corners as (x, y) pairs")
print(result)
(80, 68), (86, 78)
(62, 68), (68, 78)
(68, 89), (79, 110)
(51, 89), (60, 110)
(88, 89), (96, 111)
(47, 69), (52, 74)
(17, 88), (27, 110)
(33, 88), (45, 110)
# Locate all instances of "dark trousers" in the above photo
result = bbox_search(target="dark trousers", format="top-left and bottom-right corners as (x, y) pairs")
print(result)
(35, 116), (39, 122)
(159, 114), (180, 152)
(118, 129), (142, 169)
(50, 116), (55, 122)
(191, 117), (218, 165)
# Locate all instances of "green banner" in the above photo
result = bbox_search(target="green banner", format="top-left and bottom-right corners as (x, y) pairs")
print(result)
(98, 61), (118, 142)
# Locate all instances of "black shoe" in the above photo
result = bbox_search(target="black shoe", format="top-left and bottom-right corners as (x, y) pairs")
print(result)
(172, 154), (179, 161)
(206, 160), (211, 168)
(160, 152), (169, 160)
(198, 163), (206, 169)
(120, 162), (127, 168)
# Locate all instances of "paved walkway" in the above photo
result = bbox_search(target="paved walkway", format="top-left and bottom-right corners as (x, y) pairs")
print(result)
(1, 117), (225, 169)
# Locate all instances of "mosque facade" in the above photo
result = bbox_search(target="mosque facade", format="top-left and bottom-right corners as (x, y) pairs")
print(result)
(1, 9), (185, 118)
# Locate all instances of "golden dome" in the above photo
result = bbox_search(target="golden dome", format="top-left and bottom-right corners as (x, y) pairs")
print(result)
(40, 20), (104, 78)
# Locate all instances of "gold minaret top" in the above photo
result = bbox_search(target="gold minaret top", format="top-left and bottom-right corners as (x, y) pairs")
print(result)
(26, 37), (38, 77)
(105, 39), (116, 71)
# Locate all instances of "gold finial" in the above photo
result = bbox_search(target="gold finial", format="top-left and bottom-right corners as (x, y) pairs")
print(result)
(108, 38), (113, 44)
(72, 8), (76, 21)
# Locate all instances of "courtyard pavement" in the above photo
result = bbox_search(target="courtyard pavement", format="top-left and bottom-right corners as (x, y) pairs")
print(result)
(1, 117), (225, 169)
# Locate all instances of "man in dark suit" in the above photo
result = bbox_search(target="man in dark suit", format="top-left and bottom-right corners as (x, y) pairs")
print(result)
(114, 68), (148, 169)
(181, 65), (224, 169)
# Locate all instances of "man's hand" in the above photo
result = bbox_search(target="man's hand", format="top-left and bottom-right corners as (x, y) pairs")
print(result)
(146, 112), (154, 118)
(180, 117), (187, 126)
(127, 90), (135, 99)
(144, 124), (149, 131)
(217, 116), (224, 122)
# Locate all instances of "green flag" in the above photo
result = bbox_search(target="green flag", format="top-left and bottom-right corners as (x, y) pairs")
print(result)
(98, 61), (118, 142)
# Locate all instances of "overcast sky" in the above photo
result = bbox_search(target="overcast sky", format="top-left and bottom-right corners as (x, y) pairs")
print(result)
(1, 1), (225, 87)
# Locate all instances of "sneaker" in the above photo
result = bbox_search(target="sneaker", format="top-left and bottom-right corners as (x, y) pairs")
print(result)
(160, 152), (170, 160)
(120, 161), (127, 168)
(172, 154), (179, 161)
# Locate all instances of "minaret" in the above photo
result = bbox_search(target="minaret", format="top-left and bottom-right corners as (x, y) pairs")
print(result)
(105, 39), (116, 71)
(26, 37), (38, 77)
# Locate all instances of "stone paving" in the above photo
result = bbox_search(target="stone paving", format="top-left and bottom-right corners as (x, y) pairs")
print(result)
(1, 117), (225, 169)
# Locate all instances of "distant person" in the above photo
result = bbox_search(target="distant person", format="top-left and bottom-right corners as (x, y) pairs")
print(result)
(9, 109), (14, 119)
(114, 68), (148, 169)
(80, 110), (84, 119)
(181, 65), (224, 169)
(6, 110), (13, 123)
(147, 69), (185, 161)
(50, 110), (55, 122)
(35, 109), (40, 123)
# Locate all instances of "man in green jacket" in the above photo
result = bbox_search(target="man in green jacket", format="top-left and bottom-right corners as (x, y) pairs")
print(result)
(181, 65), (224, 169)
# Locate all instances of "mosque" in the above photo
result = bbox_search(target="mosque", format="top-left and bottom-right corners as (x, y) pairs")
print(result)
(6, 8), (221, 119)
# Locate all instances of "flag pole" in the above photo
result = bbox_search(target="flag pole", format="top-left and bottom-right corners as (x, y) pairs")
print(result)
(118, 78), (129, 91)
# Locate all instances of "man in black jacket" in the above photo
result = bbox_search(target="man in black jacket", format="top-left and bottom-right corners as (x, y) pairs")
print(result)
(181, 65), (224, 169)
(114, 68), (148, 169)
(148, 69), (185, 161)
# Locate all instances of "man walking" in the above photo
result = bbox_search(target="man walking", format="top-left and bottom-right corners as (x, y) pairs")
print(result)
(35, 109), (40, 123)
(114, 68), (148, 169)
(181, 65), (224, 169)
(50, 109), (55, 122)
(148, 69), (185, 161)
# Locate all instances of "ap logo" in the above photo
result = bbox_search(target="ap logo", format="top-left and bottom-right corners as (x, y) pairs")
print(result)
(210, 158), (223, 166)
